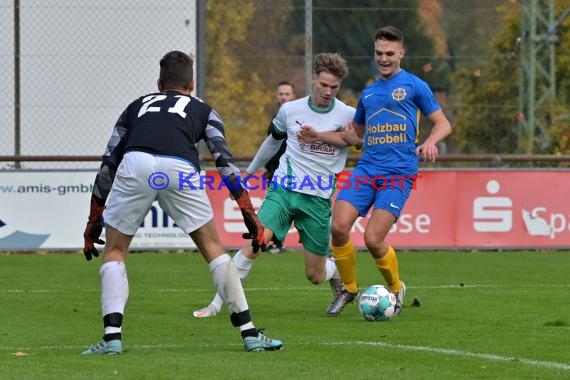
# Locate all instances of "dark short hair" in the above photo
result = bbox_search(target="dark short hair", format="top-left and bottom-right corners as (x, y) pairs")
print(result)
(159, 51), (193, 89)
(375, 26), (404, 44)
(313, 53), (349, 80)
(277, 80), (295, 91)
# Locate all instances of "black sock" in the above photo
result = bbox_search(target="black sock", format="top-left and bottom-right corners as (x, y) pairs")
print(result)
(240, 328), (258, 339)
(103, 333), (122, 342)
(102, 312), (123, 342)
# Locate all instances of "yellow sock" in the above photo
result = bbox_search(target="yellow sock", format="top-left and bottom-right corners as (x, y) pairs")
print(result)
(374, 245), (402, 292)
(332, 240), (358, 293)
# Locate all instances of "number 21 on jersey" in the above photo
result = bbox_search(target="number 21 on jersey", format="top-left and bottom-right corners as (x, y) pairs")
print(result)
(138, 95), (191, 118)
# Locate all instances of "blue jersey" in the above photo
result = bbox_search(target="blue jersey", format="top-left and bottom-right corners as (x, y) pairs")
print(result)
(354, 70), (440, 174)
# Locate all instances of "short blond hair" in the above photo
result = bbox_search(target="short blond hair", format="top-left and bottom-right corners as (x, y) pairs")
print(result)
(313, 53), (349, 80)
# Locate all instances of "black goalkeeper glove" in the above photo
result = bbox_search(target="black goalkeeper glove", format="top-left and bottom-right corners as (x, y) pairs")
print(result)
(83, 196), (105, 261)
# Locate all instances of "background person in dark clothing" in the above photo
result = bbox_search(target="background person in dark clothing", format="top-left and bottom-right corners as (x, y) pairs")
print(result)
(263, 80), (296, 253)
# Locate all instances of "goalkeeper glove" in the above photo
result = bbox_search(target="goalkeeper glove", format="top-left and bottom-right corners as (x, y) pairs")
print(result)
(83, 196), (105, 261)
(235, 190), (266, 253)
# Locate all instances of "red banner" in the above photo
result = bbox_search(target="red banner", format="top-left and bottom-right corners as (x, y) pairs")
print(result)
(206, 170), (570, 249)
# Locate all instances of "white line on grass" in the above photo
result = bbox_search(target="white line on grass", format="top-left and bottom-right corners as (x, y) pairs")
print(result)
(1, 341), (568, 371)
(1, 283), (570, 294)
(329, 341), (570, 371)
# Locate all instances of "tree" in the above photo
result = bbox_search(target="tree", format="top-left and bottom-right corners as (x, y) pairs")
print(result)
(204, 0), (300, 156)
(311, 0), (448, 92)
(450, 0), (570, 155)
(549, 0), (570, 155)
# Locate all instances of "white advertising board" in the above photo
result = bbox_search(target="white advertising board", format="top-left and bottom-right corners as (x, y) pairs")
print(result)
(0, 171), (197, 250)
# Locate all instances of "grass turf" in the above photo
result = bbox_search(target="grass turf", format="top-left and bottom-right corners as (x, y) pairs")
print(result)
(0, 250), (569, 379)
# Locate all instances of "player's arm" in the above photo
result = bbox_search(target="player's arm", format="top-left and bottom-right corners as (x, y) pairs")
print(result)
(416, 109), (452, 162)
(92, 110), (130, 203)
(83, 109), (129, 261)
(297, 122), (364, 149)
(297, 122), (363, 149)
(264, 124), (287, 166)
(247, 125), (286, 174)
(341, 122), (364, 149)
(203, 109), (266, 252)
(297, 125), (348, 147)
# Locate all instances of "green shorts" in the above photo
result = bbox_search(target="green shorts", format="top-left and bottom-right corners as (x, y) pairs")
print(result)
(258, 185), (331, 256)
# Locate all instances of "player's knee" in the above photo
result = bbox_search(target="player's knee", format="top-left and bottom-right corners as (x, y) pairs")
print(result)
(363, 233), (387, 253)
(103, 248), (127, 263)
(305, 269), (323, 285)
(331, 220), (350, 240)
(306, 275), (321, 285)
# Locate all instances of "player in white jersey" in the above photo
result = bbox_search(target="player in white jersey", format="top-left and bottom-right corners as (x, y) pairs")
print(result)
(266, 94), (351, 199)
(193, 53), (357, 318)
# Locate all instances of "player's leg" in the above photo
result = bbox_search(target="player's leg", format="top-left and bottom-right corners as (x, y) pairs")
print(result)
(161, 161), (273, 333)
(193, 227), (273, 318)
(365, 209), (405, 315)
(193, 185), (293, 316)
(303, 252), (340, 291)
(194, 185), (293, 317)
(193, 241), (255, 317)
(154, 158), (226, 317)
(330, 166), (375, 295)
(190, 220), (283, 351)
(81, 226), (132, 355)
(330, 200), (361, 293)
(365, 176), (415, 316)
(326, 200), (361, 315)
(82, 152), (155, 355)
(157, 157), (281, 351)
(292, 191), (342, 296)
(327, 167), (375, 315)
(365, 209), (399, 284)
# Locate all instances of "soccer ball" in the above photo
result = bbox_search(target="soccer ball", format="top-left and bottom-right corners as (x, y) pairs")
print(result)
(358, 285), (397, 321)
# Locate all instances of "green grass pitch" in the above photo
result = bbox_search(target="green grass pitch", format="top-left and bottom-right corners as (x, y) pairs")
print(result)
(0, 250), (569, 379)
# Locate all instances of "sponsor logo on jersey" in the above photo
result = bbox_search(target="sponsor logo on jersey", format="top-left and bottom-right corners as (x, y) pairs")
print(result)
(392, 87), (407, 101)
(367, 133), (408, 145)
(366, 122), (409, 146)
(307, 142), (336, 155)
(367, 123), (407, 133)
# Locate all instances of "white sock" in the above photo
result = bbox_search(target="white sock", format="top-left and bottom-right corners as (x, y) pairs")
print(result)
(208, 254), (250, 315)
(234, 250), (254, 278)
(239, 321), (256, 332)
(100, 261), (129, 335)
(209, 250), (253, 310)
(324, 257), (337, 282)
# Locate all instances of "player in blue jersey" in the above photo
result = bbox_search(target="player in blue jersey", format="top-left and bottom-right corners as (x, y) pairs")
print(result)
(81, 51), (282, 354)
(299, 26), (451, 316)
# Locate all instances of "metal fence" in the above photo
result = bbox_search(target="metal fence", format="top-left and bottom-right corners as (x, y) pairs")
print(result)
(2, 0), (567, 169)
(1, 0), (197, 169)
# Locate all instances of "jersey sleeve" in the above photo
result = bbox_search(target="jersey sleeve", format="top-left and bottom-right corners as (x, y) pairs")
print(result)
(202, 108), (244, 199)
(271, 105), (288, 136)
(92, 108), (129, 203)
(246, 135), (284, 174)
(415, 79), (441, 116)
(353, 95), (366, 125)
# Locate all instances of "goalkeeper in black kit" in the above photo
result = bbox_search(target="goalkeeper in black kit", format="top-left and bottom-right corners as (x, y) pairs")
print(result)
(81, 51), (283, 354)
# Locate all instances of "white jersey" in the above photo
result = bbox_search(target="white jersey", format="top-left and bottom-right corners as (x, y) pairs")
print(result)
(272, 95), (355, 199)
